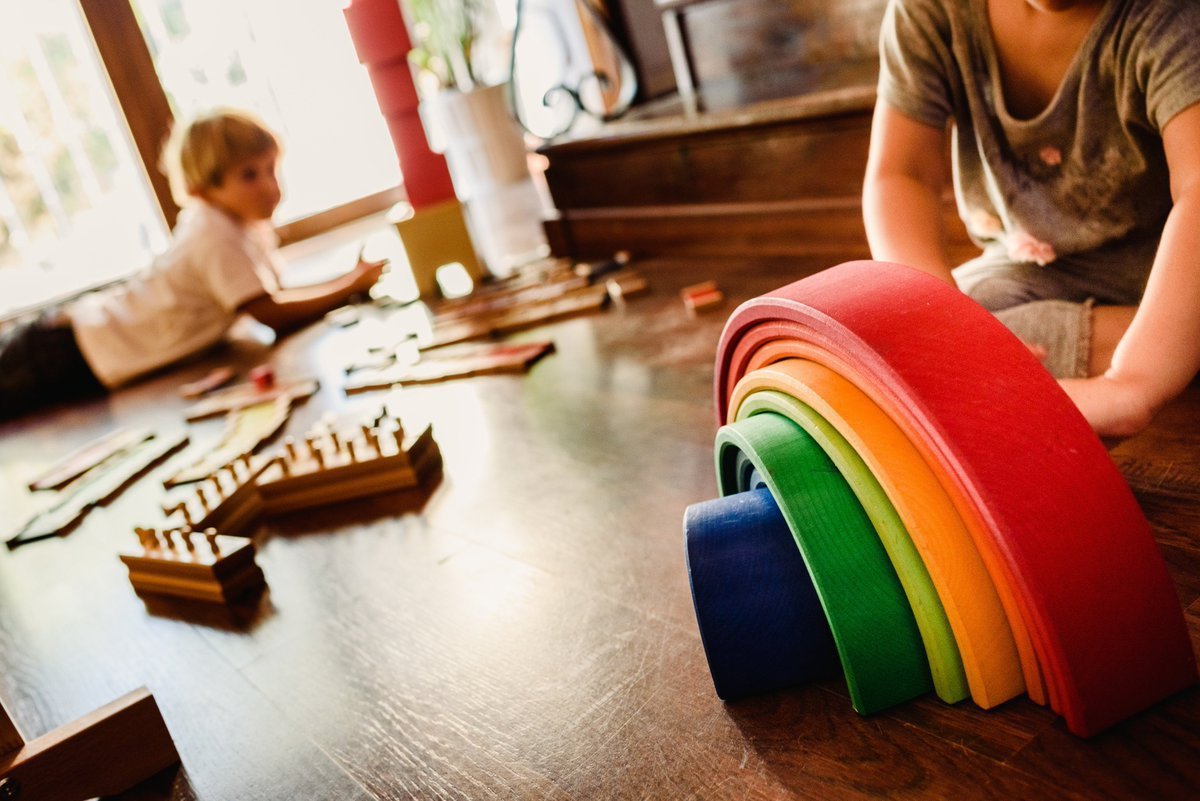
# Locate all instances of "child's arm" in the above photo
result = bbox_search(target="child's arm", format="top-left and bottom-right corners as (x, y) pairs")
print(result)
(241, 257), (386, 335)
(1059, 103), (1200, 437)
(863, 101), (955, 284)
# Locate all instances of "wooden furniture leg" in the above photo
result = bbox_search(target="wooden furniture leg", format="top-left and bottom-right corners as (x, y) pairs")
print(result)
(0, 688), (178, 801)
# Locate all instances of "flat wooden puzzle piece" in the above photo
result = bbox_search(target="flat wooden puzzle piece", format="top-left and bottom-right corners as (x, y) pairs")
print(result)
(166, 395), (294, 487)
(179, 366), (236, 399)
(7, 432), (190, 549)
(344, 341), (555, 393)
(27, 427), (154, 491)
(424, 284), (609, 349)
(182, 377), (318, 422)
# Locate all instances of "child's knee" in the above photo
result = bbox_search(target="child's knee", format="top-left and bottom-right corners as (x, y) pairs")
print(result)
(993, 299), (1093, 379)
(959, 274), (1042, 312)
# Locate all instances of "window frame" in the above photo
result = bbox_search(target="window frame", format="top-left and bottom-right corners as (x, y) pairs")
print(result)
(77, 0), (402, 244)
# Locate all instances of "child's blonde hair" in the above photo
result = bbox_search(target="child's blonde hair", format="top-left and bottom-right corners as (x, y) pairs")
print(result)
(163, 109), (279, 204)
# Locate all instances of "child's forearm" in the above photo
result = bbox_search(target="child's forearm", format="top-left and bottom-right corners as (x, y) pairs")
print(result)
(1104, 187), (1200, 417)
(863, 173), (955, 283)
(862, 102), (955, 283)
(242, 269), (367, 334)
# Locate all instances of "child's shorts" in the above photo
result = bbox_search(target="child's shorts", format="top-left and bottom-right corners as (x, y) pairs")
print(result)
(0, 309), (104, 420)
(953, 252), (1139, 380)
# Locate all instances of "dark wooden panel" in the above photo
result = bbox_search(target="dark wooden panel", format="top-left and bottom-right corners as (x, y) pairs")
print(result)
(553, 199), (978, 263)
(544, 112), (874, 209)
(614, 0), (678, 99)
(682, 0), (887, 110)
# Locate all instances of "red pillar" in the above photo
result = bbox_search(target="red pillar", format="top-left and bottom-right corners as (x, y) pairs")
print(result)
(343, 0), (457, 210)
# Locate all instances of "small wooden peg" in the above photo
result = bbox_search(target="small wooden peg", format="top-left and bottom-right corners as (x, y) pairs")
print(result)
(205, 527), (220, 555)
(182, 529), (197, 552)
(360, 424), (379, 456)
(284, 437), (298, 460)
(196, 486), (210, 512)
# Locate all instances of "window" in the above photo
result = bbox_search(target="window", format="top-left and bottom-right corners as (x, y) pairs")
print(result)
(0, 0), (167, 317)
(130, 0), (401, 222)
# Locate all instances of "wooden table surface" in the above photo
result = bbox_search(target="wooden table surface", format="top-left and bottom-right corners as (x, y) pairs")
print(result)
(0, 257), (1196, 800)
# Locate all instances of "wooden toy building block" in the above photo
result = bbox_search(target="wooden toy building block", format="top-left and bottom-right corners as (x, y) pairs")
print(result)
(120, 526), (265, 604)
(391, 199), (485, 298)
(1, 688), (178, 801)
(682, 280), (724, 313)
(255, 415), (441, 514)
(161, 453), (269, 538)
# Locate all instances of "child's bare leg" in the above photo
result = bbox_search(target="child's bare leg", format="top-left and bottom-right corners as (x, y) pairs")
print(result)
(1088, 306), (1137, 376)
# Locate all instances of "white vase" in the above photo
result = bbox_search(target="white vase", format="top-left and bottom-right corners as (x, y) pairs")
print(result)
(419, 83), (530, 200)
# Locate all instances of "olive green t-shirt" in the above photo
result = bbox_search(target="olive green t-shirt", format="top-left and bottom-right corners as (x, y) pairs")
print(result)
(878, 0), (1200, 302)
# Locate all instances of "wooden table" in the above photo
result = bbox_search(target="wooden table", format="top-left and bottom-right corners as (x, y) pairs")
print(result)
(0, 257), (1196, 800)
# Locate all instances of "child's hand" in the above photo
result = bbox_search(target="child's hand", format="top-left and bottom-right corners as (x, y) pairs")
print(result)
(350, 257), (388, 294)
(1058, 374), (1155, 439)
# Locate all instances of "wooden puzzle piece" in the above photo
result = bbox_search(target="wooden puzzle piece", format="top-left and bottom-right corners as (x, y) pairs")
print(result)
(424, 284), (610, 349)
(161, 452), (270, 538)
(179, 366), (236, 399)
(26, 427), (154, 491)
(256, 417), (441, 514)
(343, 341), (555, 393)
(682, 280), (724, 312)
(7, 432), (190, 550)
(606, 270), (649, 302)
(120, 526), (266, 603)
(1, 688), (178, 801)
(166, 395), (295, 487)
(182, 377), (318, 422)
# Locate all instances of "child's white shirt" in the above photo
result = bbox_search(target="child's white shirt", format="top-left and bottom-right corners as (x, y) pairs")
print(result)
(70, 200), (273, 387)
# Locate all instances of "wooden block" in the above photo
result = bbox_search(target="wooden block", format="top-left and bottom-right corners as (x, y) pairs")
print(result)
(606, 271), (649, 301)
(681, 280), (719, 299)
(120, 529), (265, 604)
(257, 424), (440, 514)
(0, 688), (178, 801)
(685, 287), (725, 313)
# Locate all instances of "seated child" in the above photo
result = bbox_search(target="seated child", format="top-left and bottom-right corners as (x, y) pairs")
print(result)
(862, 0), (1200, 437)
(0, 109), (385, 421)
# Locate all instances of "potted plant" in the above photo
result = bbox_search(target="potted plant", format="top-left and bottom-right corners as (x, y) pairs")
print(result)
(403, 0), (545, 274)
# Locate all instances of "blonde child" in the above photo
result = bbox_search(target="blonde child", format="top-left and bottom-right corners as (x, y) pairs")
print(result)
(0, 109), (385, 420)
(863, 0), (1200, 437)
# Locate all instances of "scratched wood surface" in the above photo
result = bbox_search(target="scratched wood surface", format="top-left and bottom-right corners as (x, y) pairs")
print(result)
(0, 257), (1196, 799)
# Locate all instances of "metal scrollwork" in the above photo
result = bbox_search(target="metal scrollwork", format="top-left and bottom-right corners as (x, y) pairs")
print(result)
(507, 0), (638, 139)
